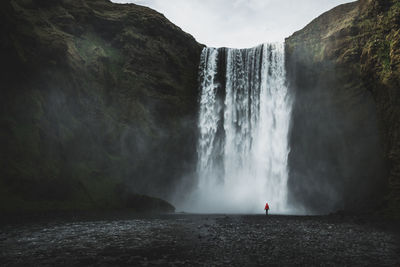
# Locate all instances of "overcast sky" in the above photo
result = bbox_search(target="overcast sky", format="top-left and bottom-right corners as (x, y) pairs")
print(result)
(111, 0), (355, 48)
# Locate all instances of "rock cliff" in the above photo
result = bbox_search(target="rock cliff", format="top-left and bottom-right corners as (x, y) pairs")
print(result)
(0, 0), (202, 212)
(286, 0), (400, 217)
(1, 0), (398, 217)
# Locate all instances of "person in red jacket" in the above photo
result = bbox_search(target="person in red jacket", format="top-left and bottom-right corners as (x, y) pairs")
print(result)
(264, 202), (269, 215)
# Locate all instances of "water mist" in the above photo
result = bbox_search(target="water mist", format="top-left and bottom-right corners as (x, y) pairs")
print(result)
(184, 43), (292, 214)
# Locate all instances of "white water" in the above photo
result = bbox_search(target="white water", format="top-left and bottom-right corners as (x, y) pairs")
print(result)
(187, 43), (292, 214)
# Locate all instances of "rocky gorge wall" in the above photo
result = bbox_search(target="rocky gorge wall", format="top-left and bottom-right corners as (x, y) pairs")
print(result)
(1, 0), (398, 218)
(0, 0), (202, 212)
(286, 0), (400, 218)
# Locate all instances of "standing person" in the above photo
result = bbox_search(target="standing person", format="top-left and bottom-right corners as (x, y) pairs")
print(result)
(264, 202), (269, 215)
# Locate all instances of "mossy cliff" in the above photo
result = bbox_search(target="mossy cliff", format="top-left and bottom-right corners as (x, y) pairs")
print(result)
(286, 0), (400, 217)
(1, 0), (398, 217)
(0, 0), (202, 212)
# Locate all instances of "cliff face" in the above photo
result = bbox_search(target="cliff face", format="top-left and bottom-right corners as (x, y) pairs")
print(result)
(286, 0), (400, 217)
(0, 0), (202, 212)
(2, 0), (398, 217)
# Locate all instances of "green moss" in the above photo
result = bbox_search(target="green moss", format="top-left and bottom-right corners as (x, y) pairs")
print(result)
(377, 40), (391, 71)
(388, 1), (400, 16)
(75, 31), (122, 64)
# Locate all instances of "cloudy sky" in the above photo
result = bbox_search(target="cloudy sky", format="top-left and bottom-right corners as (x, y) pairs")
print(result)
(111, 0), (355, 48)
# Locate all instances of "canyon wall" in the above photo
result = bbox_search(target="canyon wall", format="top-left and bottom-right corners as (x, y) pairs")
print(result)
(1, 0), (399, 217)
(286, 0), (400, 217)
(0, 0), (202, 212)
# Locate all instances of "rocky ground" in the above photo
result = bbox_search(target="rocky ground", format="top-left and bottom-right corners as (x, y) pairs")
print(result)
(0, 214), (399, 266)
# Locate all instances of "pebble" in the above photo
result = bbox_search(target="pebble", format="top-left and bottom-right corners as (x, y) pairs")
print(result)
(0, 214), (398, 266)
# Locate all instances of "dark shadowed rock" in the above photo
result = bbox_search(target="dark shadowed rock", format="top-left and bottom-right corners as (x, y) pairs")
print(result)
(123, 194), (175, 213)
(0, 0), (202, 213)
(286, 0), (400, 218)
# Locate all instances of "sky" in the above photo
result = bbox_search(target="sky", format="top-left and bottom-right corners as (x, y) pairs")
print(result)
(111, 0), (355, 48)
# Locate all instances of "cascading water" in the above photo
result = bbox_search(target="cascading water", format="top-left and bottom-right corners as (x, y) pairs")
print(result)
(189, 43), (291, 214)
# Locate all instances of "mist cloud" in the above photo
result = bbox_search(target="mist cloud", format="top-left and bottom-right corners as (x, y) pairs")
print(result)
(111, 0), (355, 48)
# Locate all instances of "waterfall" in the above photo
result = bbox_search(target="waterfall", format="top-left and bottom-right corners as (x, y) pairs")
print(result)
(191, 43), (291, 214)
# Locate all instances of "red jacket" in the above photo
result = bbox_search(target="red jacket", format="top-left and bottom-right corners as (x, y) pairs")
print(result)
(264, 203), (269, 210)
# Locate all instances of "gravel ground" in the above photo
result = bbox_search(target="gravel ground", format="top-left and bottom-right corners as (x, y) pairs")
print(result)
(0, 214), (399, 266)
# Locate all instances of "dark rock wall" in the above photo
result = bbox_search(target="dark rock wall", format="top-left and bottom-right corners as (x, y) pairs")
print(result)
(286, 0), (400, 217)
(1, 0), (398, 217)
(0, 0), (202, 212)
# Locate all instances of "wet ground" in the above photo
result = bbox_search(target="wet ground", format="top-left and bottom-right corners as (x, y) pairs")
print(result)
(0, 213), (399, 266)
